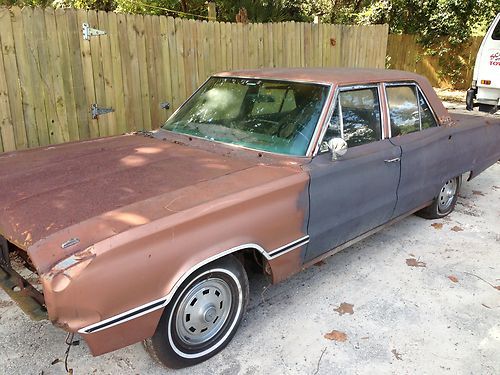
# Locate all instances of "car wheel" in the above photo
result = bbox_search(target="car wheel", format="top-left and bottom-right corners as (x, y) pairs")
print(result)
(145, 255), (249, 369)
(417, 176), (461, 219)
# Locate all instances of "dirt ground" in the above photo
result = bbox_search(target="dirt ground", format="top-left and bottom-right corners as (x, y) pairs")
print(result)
(1, 110), (499, 375)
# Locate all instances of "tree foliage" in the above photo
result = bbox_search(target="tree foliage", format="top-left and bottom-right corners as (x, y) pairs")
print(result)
(0, 0), (499, 41)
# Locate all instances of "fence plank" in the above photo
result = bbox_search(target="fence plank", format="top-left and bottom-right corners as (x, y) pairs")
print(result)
(0, 31), (15, 152)
(0, 9), (27, 150)
(1, 7), (395, 152)
(144, 15), (160, 128)
(43, 8), (69, 144)
(77, 9), (98, 138)
(55, 9), (79, 141)
(12, 7), (39, 148)
(135, 14), (152, 131)
(66, 9), (90, 140)
(97, 10), (117, 136)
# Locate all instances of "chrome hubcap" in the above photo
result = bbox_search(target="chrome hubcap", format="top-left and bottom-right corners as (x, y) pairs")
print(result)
(175, 277), (232, 346)
(438, 178), (457, 212)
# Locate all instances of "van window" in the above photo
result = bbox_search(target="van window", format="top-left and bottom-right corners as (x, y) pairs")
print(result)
(492, 19), (500, 40)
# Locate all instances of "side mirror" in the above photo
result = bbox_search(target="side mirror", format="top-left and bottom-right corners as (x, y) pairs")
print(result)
(327, 138), (348, 160)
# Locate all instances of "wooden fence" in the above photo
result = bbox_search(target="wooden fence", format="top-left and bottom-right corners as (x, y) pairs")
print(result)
(387, 34), (482, 90)
(0, 7), (389, 153)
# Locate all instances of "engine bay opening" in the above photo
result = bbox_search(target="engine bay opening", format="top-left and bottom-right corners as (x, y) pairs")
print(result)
(0, 235), (47, 320)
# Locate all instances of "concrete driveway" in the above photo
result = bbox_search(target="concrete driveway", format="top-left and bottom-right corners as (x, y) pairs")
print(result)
(1, 120), (499, 375)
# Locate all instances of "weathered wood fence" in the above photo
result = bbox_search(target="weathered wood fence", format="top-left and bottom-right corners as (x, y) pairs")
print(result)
(387, 34), (482, 90)
(0, 7), (389, 153)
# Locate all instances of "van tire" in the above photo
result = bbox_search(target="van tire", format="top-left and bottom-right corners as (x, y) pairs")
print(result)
(478, 103), (494, 113)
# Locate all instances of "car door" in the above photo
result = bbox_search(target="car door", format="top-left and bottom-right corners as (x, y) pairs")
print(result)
(304, 85), (401, 262)
(385, 83), (455, 218)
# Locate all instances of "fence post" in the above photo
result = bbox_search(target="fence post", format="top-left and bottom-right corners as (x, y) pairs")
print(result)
(207, 2), (216, 21)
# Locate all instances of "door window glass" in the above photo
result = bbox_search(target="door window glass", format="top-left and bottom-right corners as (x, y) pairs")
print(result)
(339, 88), (382, 147)
(386, 86), (420, 136)
(322, 88), (382, 151)
(419, 91), (437, 129)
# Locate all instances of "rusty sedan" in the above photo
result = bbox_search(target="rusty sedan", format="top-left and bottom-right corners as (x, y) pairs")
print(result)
(0, 68), (499, 368)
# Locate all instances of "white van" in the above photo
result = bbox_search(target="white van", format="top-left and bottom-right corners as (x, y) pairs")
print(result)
(466, 13), (500, 113)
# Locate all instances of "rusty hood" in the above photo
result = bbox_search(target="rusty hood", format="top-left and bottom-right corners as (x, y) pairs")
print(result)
(0, 134), (292, 252)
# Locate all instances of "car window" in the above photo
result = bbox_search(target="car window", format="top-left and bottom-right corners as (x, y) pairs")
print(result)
(163, 77), (329, 156)
(386, 85), (420, 136)
(419, 90), (437, 129)
(250, 84), (297, 116)
(323, 87), (382, 149)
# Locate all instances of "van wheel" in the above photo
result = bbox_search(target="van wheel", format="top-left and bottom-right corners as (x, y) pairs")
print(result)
(417, 176), (461, 219)
(145, 256), (249, 369)
(478, 104), (494, 113)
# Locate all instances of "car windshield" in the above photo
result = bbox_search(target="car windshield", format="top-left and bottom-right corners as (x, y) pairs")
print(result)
(162, 77), (329, 156)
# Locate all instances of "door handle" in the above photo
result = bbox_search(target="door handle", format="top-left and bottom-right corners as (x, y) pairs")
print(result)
(384, 157), (400, 163)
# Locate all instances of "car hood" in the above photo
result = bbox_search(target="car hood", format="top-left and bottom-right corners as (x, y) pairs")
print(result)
(0, 134), (287, 251)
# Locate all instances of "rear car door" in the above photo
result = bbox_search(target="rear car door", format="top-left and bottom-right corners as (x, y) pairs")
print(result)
(385, 83), (455, 217)
(305, 85), (401, 262)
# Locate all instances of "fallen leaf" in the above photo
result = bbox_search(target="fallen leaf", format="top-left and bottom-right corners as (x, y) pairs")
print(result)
(334, 302), (354, 315)
(406, 258), (426, 267)
(447, 275), (459, 283)
(494, 286), (500, 291)
(324, 330), (347, 342)
(314, 260), (326, 267)
(391, 349), (403, 360)
(431, 223), (443, 230)
(481, 303), (491, 309)
(361, 336), (369, 340)
(409, 253), (415, 257)
(472, 190), (484, 196)
(451, 226), (463, 232)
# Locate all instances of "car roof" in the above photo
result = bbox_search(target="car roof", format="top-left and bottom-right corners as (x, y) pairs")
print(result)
(213, 68), (426, 86)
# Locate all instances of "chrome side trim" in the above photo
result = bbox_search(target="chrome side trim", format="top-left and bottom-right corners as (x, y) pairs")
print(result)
(78, 236), (309, 335)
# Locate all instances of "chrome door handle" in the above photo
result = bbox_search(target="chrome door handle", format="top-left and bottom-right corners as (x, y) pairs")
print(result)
(384, 157), (400, 163)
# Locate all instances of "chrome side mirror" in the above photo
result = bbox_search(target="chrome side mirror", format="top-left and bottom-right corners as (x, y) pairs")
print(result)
(327, 138), (348, 160)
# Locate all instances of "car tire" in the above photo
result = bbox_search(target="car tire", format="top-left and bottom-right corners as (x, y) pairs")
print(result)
(145, 255), (249, 369)
(416, 176), (461, 219)
(478, 103), (494, 113)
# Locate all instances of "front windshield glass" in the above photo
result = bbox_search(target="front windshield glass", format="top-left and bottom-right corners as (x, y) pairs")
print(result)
(162, 77), (329, 156)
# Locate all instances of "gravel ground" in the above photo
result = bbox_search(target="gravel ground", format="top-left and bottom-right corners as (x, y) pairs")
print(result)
(1, 112), (499, 375)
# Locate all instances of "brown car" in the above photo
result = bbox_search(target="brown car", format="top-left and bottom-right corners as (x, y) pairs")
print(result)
(1, 68), (499, 368)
